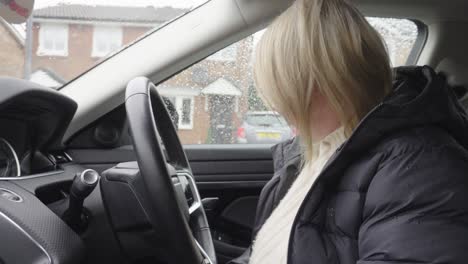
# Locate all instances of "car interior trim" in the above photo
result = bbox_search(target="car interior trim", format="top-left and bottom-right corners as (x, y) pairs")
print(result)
(0, 210), (52, 264)
(0, 137), (20, 177)
(63, 151), (73, 162)
(196, 180), (268, 190)
(406, 20), (429, 65)
(178, 171), (203, 215)
(0, 169), (64, 181)
(0, 188), (23, 203)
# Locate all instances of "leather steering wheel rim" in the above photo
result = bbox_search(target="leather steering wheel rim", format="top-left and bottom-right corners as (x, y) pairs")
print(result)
(125, 77), (217, 264)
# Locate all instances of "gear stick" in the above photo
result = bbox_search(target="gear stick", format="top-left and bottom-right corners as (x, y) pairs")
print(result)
(63, 169), (100, 232)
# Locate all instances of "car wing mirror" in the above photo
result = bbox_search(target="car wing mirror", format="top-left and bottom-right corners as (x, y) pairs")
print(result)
(0, 0), (34, 24)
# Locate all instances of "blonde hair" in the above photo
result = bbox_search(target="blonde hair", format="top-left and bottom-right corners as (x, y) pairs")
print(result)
(254, 0), (392, 161)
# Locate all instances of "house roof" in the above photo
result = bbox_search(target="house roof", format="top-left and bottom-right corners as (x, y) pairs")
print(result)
(202, 78), (242, 96)
(33, 5), (188, 24)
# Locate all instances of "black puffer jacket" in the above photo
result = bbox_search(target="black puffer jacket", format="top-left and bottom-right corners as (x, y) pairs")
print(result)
(229, 66), (468, 264)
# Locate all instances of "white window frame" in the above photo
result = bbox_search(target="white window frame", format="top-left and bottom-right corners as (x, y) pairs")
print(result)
(204, 95), (209, 112)
(165, 96), (195, 130)
(37, 23), (68, 57)
(92, 25), (123, 58)
(207, 43), (238, 62)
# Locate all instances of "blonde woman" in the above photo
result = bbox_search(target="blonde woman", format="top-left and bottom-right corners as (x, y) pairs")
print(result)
(229, 0), (468, 263)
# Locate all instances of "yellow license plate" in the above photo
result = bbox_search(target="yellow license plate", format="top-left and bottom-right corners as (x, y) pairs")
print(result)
(257, 132), (281, 139)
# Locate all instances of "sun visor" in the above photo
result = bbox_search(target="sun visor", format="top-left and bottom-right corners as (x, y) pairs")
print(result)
(0, 0), (34, 24)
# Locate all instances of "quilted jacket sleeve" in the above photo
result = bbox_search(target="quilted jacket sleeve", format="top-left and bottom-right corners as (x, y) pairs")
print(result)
(358, 145), (468, 263)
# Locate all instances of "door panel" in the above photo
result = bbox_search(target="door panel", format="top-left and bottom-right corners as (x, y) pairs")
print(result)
(68, 144), (274, 263)
(67, 145), (136, 173)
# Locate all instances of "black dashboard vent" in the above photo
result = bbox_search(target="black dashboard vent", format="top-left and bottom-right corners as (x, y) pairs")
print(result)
(48, 152), (72, 164)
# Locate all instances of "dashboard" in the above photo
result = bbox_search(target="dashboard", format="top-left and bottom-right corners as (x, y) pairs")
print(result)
(0, 78), (87, 264)
(0, 78), (77, 178)
(0, 118), (31, 177)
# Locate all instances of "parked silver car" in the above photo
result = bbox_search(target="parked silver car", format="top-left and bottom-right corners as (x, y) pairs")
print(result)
(237, 111), (295, 144)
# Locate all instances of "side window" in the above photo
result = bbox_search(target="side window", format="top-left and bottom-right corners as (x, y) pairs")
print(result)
(157, 18), (421, 145)
(207, 43), (239, 62)
(367, 18), (419, 66)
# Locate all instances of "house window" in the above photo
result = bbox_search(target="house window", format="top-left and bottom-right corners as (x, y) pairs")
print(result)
(37, 23), (68, 56)
(92, 26), (123, 57)
(208, 43), (238, 62)
(166, 96), (194, 130)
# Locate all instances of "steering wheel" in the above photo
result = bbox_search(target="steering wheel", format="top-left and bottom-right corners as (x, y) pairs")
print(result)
(124, 77), (217, 264)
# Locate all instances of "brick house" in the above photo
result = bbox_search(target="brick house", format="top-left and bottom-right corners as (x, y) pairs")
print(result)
(31, 5), (255, 144)
(0, 18), (24, 78)
(31, 5), (185, 81)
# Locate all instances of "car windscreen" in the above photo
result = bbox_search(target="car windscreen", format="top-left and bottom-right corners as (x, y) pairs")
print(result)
(0, 0), (208, 90)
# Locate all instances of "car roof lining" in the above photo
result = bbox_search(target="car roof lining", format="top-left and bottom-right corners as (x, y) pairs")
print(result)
(356, 0), (468, 23)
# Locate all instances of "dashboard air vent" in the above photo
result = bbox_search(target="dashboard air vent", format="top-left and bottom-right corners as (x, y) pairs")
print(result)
(48, 152), (72, 164)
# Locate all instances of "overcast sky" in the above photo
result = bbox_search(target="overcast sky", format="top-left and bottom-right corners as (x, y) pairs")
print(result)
(34, 0), (207, 8)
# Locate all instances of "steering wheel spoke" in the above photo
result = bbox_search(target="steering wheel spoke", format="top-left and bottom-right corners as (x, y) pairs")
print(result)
(175, 170), (203, 216)
(170, 169), (203, 224)
(171, 169), (213, 264)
